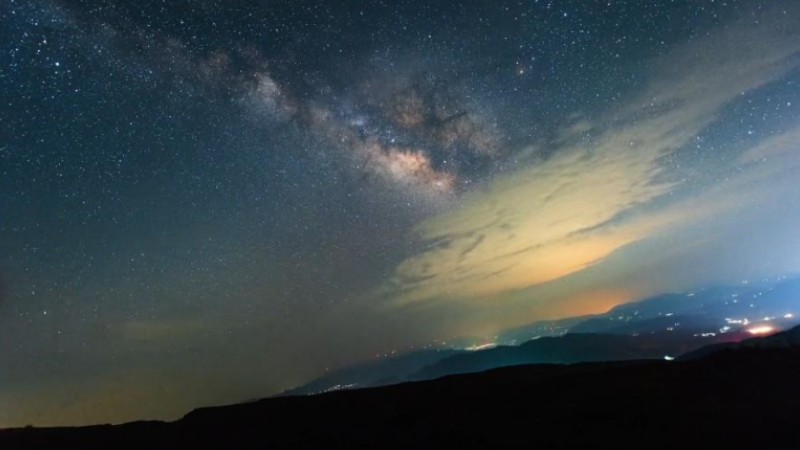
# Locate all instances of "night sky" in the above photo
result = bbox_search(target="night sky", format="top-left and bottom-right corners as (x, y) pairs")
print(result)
(2, 0), (800, 427)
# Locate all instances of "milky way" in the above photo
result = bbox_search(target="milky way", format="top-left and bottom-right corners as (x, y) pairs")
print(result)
(2, 0), (800, 427)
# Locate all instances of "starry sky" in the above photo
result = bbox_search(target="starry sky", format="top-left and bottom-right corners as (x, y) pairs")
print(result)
(2, 0), (800, 427)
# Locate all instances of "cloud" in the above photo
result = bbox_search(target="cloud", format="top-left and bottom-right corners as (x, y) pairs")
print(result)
(383, 6), (800, 307)
(738, 126), (800, 165)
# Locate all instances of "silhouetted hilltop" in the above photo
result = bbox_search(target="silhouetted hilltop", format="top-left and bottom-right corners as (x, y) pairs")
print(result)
(279, 277), (800, 397)
(681, 324), (800, 360)
(282, 348), (463, 396)
(4, 326), (800, 449)
(569, 277), (800, 335)
(410, 330), (742, 380)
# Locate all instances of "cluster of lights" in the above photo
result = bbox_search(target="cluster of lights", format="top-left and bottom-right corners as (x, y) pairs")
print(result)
(746, 325), (776, 336)
(725, 318), (750, 325)
(465, 343), (497, 352)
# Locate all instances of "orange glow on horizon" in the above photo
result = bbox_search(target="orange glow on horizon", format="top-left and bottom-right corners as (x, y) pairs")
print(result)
(537, 289), (636, 320)
(746, 325), (776, 335)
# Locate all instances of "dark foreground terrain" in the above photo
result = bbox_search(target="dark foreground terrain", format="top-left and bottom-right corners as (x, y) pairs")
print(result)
(4, 331), (800, 449)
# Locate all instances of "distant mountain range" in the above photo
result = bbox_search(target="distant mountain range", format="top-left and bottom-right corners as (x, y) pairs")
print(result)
(280, 348), (461, 396)
(410, 330), (745, 380)
(681, 321), (800, 360)
(568, 276), (800, 336)
(285, 275), (800, 395)
(6, 325), (800, 449)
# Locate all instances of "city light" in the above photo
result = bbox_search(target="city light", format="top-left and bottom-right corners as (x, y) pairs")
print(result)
(746, 325), (776, 336)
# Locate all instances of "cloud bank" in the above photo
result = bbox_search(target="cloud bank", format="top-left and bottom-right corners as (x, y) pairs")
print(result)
(384, 7), (800, 308)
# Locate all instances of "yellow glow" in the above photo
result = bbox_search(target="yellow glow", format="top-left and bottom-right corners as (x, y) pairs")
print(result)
(536, 289), (633, 320)
(746, 325), (776, 335)
(383, 14), (800, 310)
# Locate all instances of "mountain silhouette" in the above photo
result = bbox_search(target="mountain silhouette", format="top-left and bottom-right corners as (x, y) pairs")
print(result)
(409, 330), (742, 380)
(681, 323), (800, 360)
(280, 276), (800, 397)
(4, 325), (800, 449)
(281, 348), (463, 396)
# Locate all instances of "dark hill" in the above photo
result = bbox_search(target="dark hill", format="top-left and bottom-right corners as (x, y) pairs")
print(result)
(681, 323), (800, 360)
(4, 327), (800, 449)
(410, 330), (742, 380)
(281, 348), (463, 396)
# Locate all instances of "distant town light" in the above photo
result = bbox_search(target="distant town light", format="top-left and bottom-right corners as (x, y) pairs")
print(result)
(465, 343), (497, 352)
(746, 325), (776, 336)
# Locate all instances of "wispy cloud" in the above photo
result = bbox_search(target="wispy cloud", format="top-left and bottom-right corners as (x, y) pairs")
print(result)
(383, 6), (800, 307)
